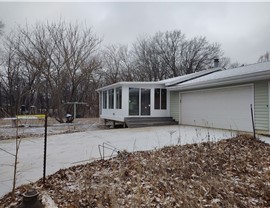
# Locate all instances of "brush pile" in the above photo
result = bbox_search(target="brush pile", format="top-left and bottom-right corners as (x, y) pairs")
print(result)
(1, 134), (270, 207)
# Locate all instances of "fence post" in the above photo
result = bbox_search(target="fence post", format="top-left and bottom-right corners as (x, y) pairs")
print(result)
(250, 104), (256, 139)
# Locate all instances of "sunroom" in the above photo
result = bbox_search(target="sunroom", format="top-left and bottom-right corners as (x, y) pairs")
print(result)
(97, 82), (170, 126)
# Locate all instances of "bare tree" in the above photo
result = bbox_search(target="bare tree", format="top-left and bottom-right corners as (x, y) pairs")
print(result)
(132, 36), (167, 81)
(0, 40), (26, 116)
(2, 21), (102, 121)
(100, 44), (135, 85)
(0, 20), (5, 113)
(258, 51), (269, 63)
(101, 45), (123, 84)
(130, 30), (225, 81)
(0, 20), (4, 36)
(181, 36), (223, 74)
(154, 30), (185, 77)
(44, 21), (102, 121)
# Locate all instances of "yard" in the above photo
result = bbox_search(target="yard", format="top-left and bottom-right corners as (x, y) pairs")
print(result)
(0, 119), (270, 207)
(1, 135), (270, 207)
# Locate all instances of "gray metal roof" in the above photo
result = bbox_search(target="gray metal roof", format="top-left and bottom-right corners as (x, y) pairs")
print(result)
(158, 67), (222, 86)
(168, 61), (270, 91)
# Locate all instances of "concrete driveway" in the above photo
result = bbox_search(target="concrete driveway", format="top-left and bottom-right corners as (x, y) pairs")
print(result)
(0, 124), (267, 197)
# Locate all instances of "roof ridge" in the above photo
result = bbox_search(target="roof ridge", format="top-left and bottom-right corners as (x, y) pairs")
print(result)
(230, 60), (270, 70)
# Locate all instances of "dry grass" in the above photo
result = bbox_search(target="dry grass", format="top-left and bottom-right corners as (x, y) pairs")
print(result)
(0, 117), (99, 126)
(0, 118), (101, 140)
(1, 134), (270, 207)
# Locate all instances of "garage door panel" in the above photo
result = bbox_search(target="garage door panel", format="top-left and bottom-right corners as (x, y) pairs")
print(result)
(181, 86), (253, 132)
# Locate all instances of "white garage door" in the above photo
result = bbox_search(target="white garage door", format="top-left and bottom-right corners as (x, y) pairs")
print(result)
(180, 85), (253, 132)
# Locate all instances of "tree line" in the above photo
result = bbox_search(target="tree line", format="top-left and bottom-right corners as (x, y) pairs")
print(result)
(0, 20), (235, 120)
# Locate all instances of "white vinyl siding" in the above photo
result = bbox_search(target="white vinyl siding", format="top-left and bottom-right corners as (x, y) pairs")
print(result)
(254, 81), (269, 131)
(170, 91), (179, 122)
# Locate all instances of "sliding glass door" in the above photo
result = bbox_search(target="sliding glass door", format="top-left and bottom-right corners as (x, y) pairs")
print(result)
(129, 88), (151, 116)
(129, 88), (140, 115)
(141, 88), (150, 115)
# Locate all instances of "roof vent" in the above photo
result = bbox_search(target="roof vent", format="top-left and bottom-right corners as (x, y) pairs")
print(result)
(214, 58), (219, 68)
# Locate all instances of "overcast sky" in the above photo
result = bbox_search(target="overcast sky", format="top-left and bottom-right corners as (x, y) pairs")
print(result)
(0, 2), (270, 64)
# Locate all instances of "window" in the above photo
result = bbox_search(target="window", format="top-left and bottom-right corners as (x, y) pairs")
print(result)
(154, 89), (160, 109)
(129, 88), (139, 115)
(141, 88), (151, 115)
(116, 87), (122, 109)
(161, 89), (167, 109)
(108, 89), (114, 109)
(154, 88), (167, 110)
(103, 91), (107, 109)
(129, 88), (151, 116)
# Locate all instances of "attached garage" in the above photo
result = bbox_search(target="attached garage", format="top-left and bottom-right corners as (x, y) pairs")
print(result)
(180, 85), (254, 132)
(168, 61), (270, 133)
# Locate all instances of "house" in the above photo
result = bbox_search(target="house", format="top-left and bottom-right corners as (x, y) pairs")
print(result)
(97, 61), (270, 133)
(96, 81), (171, 127)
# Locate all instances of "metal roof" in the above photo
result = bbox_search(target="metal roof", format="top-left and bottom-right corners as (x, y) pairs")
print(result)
(158, 67), (222, 86)
(168, 61), (270, 91)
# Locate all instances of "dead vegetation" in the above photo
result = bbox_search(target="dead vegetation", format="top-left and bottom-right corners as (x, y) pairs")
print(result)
(0, 118), (103, 140)
(1, 134), (270, 207)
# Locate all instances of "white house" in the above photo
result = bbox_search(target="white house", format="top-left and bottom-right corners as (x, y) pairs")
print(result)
(97, 82), (169, 121)
(97, 61), (270, 133)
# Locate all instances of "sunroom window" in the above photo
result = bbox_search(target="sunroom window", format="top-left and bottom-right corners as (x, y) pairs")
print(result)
(103, 91), (107, 109)
(154, 88), (167, 110)
(161, 89), (167, 109)
(116, 87), (122, 109)
(108, 89), (114, 109)
(129, 88), (139, 115)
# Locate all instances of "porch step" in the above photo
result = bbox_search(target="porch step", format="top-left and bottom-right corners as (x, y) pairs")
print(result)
(124, 117), (178, 128)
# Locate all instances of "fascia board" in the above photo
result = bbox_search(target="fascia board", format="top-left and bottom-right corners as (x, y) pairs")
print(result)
(96, 81), (164, 92)
(96, 82), (123, 92)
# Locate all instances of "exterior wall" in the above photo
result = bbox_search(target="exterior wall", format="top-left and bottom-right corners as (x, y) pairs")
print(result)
(100, 86), (126, 122)
(254, 81), (269, 131)
(100, 83), (170, 121)
(169, 91), (180, 122)
(124, 84), (170, 117)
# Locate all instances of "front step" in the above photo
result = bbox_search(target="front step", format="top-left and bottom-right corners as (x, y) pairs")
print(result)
(125, 117), (178, 128)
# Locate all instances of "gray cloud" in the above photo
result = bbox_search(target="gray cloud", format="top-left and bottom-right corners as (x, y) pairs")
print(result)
(0, 2), (270, 64)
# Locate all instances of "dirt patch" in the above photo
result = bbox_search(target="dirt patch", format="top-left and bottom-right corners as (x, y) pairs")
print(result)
(1, 134), (270, 207)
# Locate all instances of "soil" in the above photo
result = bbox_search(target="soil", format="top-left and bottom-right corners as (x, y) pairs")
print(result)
(1, 134), (270, 208)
